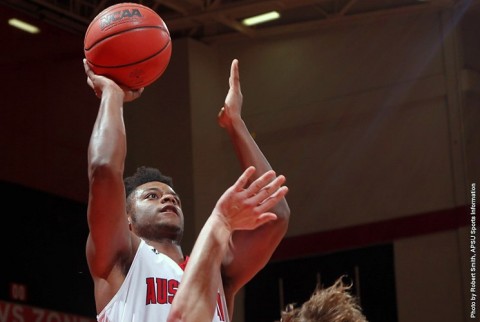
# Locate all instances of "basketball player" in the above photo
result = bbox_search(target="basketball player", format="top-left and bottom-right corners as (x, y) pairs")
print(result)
(83, 58), (290, 322)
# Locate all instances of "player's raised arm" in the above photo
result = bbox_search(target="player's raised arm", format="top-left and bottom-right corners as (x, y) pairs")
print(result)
(217, 59), (291, 314)
(83, 59), (143, 311)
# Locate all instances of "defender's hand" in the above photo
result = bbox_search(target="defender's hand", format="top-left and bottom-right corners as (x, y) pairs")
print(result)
(213, 166), (288, 232)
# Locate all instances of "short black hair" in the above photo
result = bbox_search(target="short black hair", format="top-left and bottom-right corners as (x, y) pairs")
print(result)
(124, 166), (173, 198)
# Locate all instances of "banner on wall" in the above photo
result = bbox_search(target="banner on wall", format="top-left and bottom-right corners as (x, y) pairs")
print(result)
(0, 300), (95, 322)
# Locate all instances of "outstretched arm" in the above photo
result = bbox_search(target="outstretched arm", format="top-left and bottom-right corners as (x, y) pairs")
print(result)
(83, 59), (143, 310)
(167, 167), (288, 322)
(218, 59), (291, 309)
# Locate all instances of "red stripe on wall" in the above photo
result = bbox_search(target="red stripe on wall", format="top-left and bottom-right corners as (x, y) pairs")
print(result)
(272, 206), (470, 261)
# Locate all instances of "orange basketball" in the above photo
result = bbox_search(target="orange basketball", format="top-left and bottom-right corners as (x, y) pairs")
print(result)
(84, 2), (172, 89)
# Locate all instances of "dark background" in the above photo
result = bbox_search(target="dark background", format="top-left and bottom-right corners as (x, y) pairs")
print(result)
(1, 181), (95, 317)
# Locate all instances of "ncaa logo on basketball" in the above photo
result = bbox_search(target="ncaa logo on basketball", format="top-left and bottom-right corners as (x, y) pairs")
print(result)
(100, 8), (143, 30)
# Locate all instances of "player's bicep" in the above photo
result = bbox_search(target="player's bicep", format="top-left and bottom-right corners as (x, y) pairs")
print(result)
(86, 172), (132, 278)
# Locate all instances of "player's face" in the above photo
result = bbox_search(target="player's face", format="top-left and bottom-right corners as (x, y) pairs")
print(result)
(130, 181), (184, 240)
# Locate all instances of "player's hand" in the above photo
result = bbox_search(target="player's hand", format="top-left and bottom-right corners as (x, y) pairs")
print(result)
(218, 59), (243, 128)
(83, 59), (143, 102)
(213, 166), (288, 232)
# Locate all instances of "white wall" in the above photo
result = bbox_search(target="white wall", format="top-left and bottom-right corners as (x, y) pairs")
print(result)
(183, 7), (477, 322)
(212, 11), (464, 236)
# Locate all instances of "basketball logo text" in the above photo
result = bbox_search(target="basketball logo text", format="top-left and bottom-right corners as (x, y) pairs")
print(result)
(100, 8), (143, 30)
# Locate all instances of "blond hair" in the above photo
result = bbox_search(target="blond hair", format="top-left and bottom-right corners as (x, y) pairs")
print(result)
(281, 277), (368, 322)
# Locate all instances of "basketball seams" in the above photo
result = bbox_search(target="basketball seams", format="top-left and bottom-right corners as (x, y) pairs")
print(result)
(84, 26), (169, 52)
(87, 39), (171, 69)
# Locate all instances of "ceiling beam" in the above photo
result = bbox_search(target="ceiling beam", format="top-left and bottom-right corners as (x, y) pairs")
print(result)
(214, 13), (257, 37)
(203, 1), (454, 43)
(28, 0), (91, 23)
(338, 0), (358, 16)
(153, 0), (195, 15)
(165, 0), (282, 30)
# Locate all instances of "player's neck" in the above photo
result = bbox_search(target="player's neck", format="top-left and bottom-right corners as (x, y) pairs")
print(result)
(145, 238), (184, 264)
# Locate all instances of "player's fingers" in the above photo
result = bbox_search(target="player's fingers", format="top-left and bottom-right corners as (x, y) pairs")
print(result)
(129, 88), (143, 97)
(83, 59), (94, 78)
(252, 213), (278, 229)
(232, 166), (256, 192)
(229, 59), (240, 88)
(255, 186), (289, 213)
(86, 77), (94, 88)
(253, 175), (286, 202)
(245, 170), (276, 197)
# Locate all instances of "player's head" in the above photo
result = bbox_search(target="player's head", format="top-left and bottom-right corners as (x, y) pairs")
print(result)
(125, 166), (174, 198)
(281, 276), (368, 322)
(124, 166), (184, 243)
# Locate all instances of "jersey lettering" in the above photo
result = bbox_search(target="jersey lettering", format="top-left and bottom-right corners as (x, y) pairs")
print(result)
(145, 277), (179, 305)
(144, 277), (226, 320)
